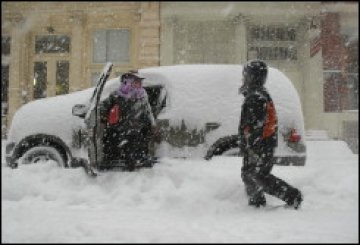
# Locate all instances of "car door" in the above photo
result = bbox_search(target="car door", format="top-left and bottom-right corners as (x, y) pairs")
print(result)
(84, 62), (113, 169)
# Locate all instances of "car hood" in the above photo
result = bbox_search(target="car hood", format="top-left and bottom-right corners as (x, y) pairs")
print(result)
(8, 88), (93, 145)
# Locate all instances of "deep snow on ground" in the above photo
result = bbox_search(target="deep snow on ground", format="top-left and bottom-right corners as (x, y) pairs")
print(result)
(1, 140), (358, 243)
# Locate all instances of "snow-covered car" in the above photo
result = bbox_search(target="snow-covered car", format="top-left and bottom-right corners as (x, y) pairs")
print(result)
(5, 63), (306, 169)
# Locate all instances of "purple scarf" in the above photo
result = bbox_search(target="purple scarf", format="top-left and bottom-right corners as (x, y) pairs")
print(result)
(118, 81), (145, 99)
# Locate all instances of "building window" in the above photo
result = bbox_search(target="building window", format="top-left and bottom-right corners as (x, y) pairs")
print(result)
(93, 29), (130, 63)
(324, 37), (358, 112)
(247, 25), (297, 61)
(35, 35), (70, 54)
(324, 71), (358, 112)
(33, 62), (47, 99)
(173, 21), (236, 64)
(2, 36), (11, 56)
(249, 26), (296, 41)
(2, 35), (10, 115)
(344, 74), (359, 110)
(1, 65), (9, 115)
(324, 71), (346, 112)
(343, 37), (358, 110)
(248, 46), (297, 61)
(56, 61), (69, 95)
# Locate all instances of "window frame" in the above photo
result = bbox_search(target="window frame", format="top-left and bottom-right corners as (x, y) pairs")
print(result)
(1, 36), (11, 57)
(323, 70), (358, 112)
(31, 32), (72, 58)
(247, 24), (298, 61)
(89, 27), (135, 87)
(30, 31), (72, 99)
(172, 20), (236, 64)
(1, 65), (9, 115)
(92, 28), (131, 64)
(34, 34), (71, 54)
(33, 61), (48, 100)
(1, 34), (11, 116)
(55, 60), (70, 95)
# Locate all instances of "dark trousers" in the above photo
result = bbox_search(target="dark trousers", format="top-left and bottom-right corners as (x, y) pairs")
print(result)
(241, 149), (301, 204)
(122, 127), (151, 162)
(103, 126), (151, 165)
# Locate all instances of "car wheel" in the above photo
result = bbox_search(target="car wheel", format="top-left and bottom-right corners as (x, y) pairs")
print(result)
(20, 146), (66, 167)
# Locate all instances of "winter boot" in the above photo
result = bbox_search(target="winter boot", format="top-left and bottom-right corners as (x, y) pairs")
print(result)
(285, 190), (303, 210)
(248, 194), (266, 208)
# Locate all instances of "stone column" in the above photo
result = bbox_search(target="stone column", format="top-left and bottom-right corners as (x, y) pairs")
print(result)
(302, 16), (325, 131)
(69, 10), (85, 91)
(232, 14), (248, 64)
(160, 17), (176, 65)
(139, 2), (160, 68)
(7, 14), (26, 127)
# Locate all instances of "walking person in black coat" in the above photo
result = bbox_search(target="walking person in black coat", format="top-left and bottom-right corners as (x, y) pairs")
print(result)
(238, 60), (303, 209)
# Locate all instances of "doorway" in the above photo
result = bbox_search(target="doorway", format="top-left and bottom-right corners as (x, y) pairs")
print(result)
(31, 34), (71, 99)
(33, 59), (69, 99)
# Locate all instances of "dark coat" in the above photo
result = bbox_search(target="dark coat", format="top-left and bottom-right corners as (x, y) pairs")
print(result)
(238, 87), (278, 155)
(100, 91), (156, 133)
(99, 91), (156, 162)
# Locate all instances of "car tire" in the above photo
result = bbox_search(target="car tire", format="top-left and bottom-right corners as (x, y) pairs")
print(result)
(20, 146), (67, 167)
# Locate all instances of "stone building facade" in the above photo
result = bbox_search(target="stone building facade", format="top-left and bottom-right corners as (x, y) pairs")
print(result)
(1, 2), (358, 152)
(2, 1), (160, 137)
(160, 2), (358, 152)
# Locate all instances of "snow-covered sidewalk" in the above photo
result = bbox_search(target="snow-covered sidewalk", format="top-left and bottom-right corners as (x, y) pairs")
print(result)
(1, 140), (358, 243)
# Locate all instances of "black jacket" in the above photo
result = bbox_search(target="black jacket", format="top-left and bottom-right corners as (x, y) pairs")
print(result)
(239, 87), (278, 155)
(100, 91), (156, 133)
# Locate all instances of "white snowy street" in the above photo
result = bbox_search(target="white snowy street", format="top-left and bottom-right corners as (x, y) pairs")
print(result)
(1, 139), (358, 243)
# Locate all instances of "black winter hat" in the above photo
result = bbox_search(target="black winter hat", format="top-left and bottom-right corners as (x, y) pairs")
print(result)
(242, 59), (268, 87)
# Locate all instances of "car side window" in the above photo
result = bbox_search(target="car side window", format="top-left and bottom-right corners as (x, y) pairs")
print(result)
(144, 85), (166, 117)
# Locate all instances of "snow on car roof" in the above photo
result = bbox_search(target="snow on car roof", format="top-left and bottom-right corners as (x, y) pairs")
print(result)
(8, 64), (304, 149)
(138, 64), (304, 136)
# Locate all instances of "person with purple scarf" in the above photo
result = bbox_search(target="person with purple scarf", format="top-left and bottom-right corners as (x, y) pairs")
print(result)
(100, 71), (157, 170)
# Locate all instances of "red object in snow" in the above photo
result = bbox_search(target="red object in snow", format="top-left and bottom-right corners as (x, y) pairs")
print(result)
(288, 129), (301, 142)
(108, 104), (121, 125)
